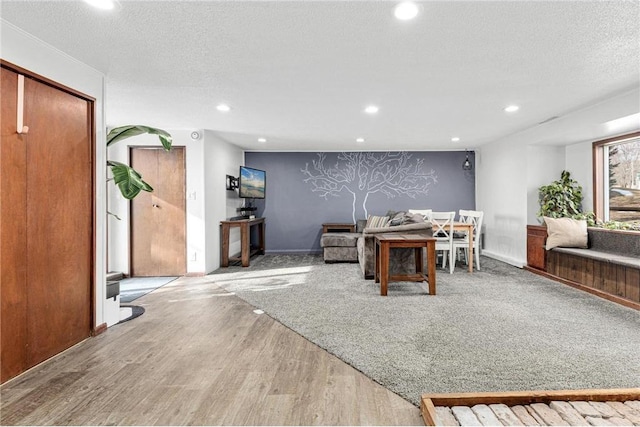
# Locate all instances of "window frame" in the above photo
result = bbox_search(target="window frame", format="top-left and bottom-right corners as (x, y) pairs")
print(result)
(592, 131), (640, 221)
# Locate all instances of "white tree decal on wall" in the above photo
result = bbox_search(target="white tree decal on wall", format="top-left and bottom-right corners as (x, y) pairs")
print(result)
(301, 152), (438, 222)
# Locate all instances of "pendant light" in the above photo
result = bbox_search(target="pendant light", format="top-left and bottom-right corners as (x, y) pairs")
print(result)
(462, 150), (473, 170)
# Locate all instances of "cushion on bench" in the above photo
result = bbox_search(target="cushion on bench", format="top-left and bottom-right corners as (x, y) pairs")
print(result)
(551, 247), (640, 269)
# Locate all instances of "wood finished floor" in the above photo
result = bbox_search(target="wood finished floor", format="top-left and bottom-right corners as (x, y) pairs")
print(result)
(0, 276), (422, 426)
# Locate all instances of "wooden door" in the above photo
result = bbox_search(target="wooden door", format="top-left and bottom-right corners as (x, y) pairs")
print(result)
(1, 65), (93, 382)
(130, 147), (186, 276)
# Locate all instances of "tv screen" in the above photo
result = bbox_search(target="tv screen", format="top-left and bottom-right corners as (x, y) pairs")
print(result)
(238, 166), (266, 199)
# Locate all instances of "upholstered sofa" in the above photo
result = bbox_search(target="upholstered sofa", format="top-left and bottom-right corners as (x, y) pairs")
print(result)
(321, 212), (433, 278)
(357, 221), (433, 279)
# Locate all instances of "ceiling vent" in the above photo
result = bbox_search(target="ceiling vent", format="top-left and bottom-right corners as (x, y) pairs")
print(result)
(538, 116), (559, 125)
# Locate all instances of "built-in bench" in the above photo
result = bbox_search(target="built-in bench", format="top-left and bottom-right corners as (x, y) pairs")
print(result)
(545, 227), (640, 309)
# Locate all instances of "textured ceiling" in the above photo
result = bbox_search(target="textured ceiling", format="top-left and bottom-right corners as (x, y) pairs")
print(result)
(1, 1), (639, 150)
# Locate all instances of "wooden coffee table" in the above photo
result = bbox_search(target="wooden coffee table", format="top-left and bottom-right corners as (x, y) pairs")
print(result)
(374, 234), (437, 296)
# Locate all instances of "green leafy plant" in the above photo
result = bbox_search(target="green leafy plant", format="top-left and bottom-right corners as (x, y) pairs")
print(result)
(537, 170), (584, 219)
(107, 125), (172, 199)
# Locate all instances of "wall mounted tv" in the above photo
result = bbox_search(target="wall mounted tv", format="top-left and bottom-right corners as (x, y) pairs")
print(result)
(238, 166), (266, 199)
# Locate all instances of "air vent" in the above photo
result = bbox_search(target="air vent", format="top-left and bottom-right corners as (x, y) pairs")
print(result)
(538, 116), (559, 125)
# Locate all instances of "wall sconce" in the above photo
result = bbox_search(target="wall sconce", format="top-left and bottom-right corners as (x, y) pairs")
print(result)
(462, 150), (473, 171)
(226, 175), (238, 190)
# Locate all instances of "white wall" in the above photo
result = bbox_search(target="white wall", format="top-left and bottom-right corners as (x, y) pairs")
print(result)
(107, 129), (244, 276)
(477, 88), (639, 267)
(1, 21), (110, 328)
(565, 140), (594, 213)
(203, 130), (244, 273)
(476, 139), (530, 266)
(108, 129), (207, 274)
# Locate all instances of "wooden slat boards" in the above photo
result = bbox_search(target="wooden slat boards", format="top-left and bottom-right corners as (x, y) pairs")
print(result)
(421, 389), (640, 426)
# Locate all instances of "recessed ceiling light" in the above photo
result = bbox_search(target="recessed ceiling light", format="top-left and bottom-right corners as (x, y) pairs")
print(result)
(84, 0), (116, 10)
(258, 138), (266, 143)
(216, 104), (231, 112)
(451, 137), (460, 142)
(364, 105), (379, 114)
(504, 105), (520, 113)
(394, 2), (419, 20)
(356, 138), (365, 143)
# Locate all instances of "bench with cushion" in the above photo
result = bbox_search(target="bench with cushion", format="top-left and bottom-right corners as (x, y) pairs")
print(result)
(545, 222), (640, 308)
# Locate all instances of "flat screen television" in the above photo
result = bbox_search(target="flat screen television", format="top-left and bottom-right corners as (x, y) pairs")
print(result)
(238, 166), (266, 199)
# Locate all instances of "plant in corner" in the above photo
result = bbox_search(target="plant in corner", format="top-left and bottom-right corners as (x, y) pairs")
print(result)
(107, 125), (172, 200)
(537, 170), (596, 225)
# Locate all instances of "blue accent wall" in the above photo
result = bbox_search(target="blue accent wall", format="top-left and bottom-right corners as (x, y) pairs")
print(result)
(245, 151), (475, 253)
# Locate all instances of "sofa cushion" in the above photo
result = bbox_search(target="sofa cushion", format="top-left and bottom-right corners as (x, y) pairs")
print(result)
(366, 215), (389, 229)
(544, 217), (588, 250)
(408, 209), (432, 220)
(388, 211), (405, 226)
(401, 212), (426, 224)
(320, 232), (360, 247)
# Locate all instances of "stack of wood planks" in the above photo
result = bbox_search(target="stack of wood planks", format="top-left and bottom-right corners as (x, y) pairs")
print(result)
(421, 389), (640, 426)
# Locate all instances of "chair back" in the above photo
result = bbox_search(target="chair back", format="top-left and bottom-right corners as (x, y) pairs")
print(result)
(459, 209), (484, 247)
(431, 211), (455, 241)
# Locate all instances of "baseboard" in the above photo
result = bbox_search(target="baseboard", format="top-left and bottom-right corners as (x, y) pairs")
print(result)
(92, 323), (107, 336)
(481, 250), (525, 268)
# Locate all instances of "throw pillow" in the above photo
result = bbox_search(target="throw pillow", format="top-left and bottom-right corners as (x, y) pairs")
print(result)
(403, 212), (425, 224)
(544, 217), (588, 250)
(366, 215), (389, 229)
(388, 211), (406, 226)
(408, 209), (432, 220)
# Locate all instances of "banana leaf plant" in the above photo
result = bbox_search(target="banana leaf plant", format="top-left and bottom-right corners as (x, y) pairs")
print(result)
(107, 125), (172, 200)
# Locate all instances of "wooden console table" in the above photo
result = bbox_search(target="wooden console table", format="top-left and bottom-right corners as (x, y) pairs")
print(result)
(374, 234), (437, 296)
(220, 217), (265, 267)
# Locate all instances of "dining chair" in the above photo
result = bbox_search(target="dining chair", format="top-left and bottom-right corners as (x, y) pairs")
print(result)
(430, 211), (455, 274)
(453, 209), (484, 271)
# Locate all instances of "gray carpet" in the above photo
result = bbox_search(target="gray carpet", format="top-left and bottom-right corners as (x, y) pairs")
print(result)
(210, 254), (640, 406)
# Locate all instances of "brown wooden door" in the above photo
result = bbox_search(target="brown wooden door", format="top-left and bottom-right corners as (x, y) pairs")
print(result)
(1, 66), (93, 383)
(130, 147), (186, 276)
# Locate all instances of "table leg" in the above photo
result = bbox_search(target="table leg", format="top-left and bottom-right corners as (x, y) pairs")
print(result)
(221, 224), (230, 267)
(468, 228), (473, 273)
(375, 240), (380, 283)
(380, 242), (389, 296)
(427, 240), (436, 295)
(241, 223), (250, 267)
(258, 221), (265, 255)
(415, 246), (423, 275)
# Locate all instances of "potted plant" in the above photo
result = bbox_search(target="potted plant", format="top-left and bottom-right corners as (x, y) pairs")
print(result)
(537, 170), (586, 220)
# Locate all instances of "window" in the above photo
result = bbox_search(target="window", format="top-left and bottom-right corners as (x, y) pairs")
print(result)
(593, 132), (640, 224)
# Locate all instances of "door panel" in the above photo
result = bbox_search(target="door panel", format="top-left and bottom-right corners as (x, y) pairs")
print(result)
(131, 147), (186, 276)
(24, 76), (92, 365)
(0, 68), (29, 381)
(0, 66), (93, 382)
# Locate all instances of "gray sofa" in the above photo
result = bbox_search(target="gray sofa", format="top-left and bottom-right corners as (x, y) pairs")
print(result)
(321, 213), (433, 279)
(357, 222), (433, 279)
